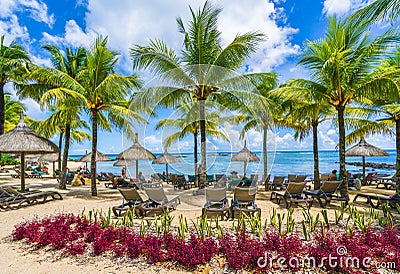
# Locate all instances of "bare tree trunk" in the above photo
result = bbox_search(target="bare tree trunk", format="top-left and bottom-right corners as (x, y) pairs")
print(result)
(337, 105), (348, 200)
(199, 99), (206, 189)
(20, 153), (25, 191)
(395, 119), (400, 195)
(58, 132), (63, 173)
(91, 111), (98, 196)
(312, 121), (320, 190)
(0, 82), (5, 160)
(262, 126), (268, 181)
(0, 82), (4, 136)
(193, 132), (198, 187)
(59, 124), (70, 189)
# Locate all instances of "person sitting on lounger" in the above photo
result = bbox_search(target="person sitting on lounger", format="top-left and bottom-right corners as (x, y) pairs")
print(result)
(328, 170), (339, 181)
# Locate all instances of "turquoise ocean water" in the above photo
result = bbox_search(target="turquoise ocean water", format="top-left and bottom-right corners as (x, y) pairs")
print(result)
(69, 149), (397, 178)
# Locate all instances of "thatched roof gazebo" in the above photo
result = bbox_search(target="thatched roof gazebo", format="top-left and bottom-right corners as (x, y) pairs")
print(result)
(231, 141), (260, 176)
(0, 112), (59, 191)
(152, 151), (180, 176)
(78, 150), (111, 162)
(116, 134), (155, 178)
(345, 138), (389, 182)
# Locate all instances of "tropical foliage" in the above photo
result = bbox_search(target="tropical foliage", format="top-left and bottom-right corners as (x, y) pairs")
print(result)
(131, 1), (270, 187)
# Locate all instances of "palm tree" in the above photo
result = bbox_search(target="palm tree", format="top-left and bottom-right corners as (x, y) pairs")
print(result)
(4, 92), (25, 132)
(284, 83), (335, 189)
(19, 45), (87, 189)
(28, 109), (91, 174)
(156, 100), (228, 186)
(298, 17), (399, 199)
(41, 36), (143, 196)
(232, 73), (280, 181)
(350, 0), (400, 25)
(0, 35), (30, 136)
(130, 1), (269, 188)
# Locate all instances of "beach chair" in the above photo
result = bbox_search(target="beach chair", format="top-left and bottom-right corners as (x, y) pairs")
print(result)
(174, 175), (190, 190)
(303, 180), (342, 207)
(0, 186), (62, 210)
(320, 174), (330, 182)
(140, 182), (162, 189)
(353, 193), (400, 209)
(295, 175), (308, 182)
(287, 174), (297, 183)
(202, 187), (230, 220)
(231, 187), (261, 219)
(140, 186), (180, 217)
(112, 188), (147, 217)
(206, 174), (216, 186)
(363, 172), (379, 185)
(215, 174), (224, 182)
(270, 182), (313, 208)
(104, 173), (116, 188)
(263, 174), (271, 191)
(159, 173), (173, 184)
(228, 177), (241, 190)
(376, 180), (396, 190)
(268, 176), (285, 191)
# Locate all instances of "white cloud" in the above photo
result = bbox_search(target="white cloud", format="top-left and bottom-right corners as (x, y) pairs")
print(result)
(0, 0), (54, 27)
(322, 0), (374, 17)
(42, 20), (97, 48)
(40, 0), (300, 73)
(0, 15), (29, 42)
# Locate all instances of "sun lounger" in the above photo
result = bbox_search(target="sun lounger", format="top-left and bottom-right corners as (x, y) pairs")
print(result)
(174, 175), (190, 190)
(363, 172), (379, 185)
(270, 182), (313, 208)
(376, 180), (396, 190)
(320, 174), (330, 181)
(287, 174), (297, 183)
(231, 187), (261, 219)
(353, 193), (400, 209)
(262, 174), (271, 191)
(112, 188), (147, 217)
(295, 175), (308, 182)
(268, 176), (286, 191)
(140, 186), (180, 217)
(0, 186), (62, 210)
(303, 180), (342, 207)
(202, 187), (230, 220)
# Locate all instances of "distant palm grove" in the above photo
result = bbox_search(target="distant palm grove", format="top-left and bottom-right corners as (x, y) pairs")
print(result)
(1, 0), (400, 197)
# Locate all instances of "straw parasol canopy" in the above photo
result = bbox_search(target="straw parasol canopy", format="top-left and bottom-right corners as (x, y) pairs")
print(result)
(116, 133), (155, 178)
(345, 138), (389, 182)
(0, 112), (59, 191)
(231, 140), (260, 176)
(113, 159), (135, 166)
(78, 150), (111, 162)
(38, 153), (59, 177)
(152, 151), (180, 176)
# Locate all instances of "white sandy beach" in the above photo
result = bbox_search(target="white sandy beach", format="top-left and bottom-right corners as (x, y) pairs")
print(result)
(0, 163), (396, 274)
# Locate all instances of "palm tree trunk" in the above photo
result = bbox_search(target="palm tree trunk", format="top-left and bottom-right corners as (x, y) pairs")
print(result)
(337, 105), (348, 200)
(0, 82), (4, 136)
(262, 126), (268, 181)
(91, 110), (98, 196)
(199, 99), (206, 189)
(312, 121), (320, 190)
(395, 118), (400, 195)
(0, 82), (4, 160)
(58, 132), (63, 173)
(60, 124), (70, 190)
(194, 132), (198, 187)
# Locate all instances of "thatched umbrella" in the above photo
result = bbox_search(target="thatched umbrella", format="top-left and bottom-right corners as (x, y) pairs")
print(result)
(0, 112), (59, 191)
(231, 141), (260, 176)
(113, 159), (135, 178)
(38, 153), (58, 177)
(345, 138), (389, 181)
(78, 150), (111, 162)
(152, 151), (180, 176)
(77, 149), (111, 170)
(116, 134), (155, 178)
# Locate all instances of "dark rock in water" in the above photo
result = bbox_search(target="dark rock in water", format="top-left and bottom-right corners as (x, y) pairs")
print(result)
(346, 161), (395, 169)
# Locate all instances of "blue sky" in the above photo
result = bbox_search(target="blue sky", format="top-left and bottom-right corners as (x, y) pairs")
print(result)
(1, 0), (395, 154)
